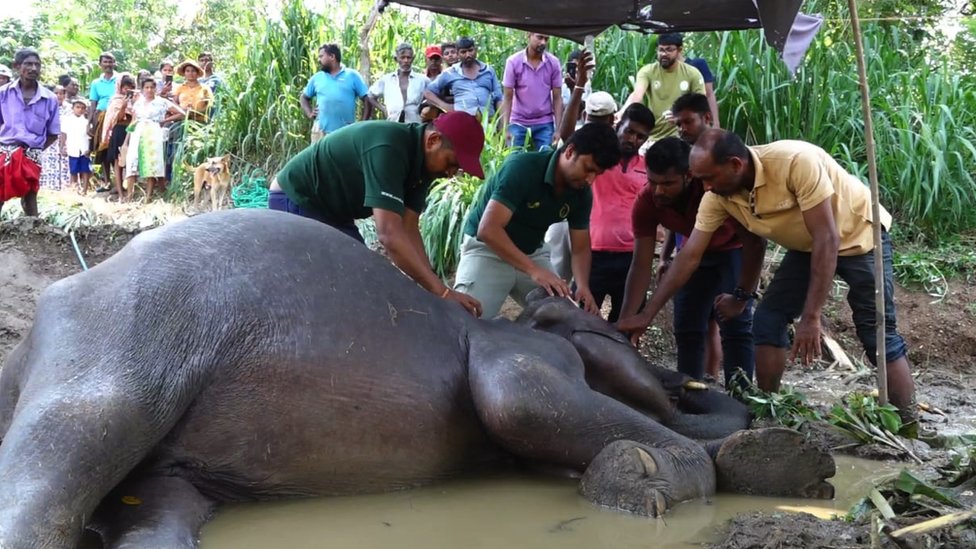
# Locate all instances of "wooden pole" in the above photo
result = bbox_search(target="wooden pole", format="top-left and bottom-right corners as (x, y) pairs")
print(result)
(846, 0), (888, 405)
(358, 0), (387, 82)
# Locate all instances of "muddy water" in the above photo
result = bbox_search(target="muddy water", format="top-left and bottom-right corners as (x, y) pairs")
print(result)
(200, 456), (901, 548)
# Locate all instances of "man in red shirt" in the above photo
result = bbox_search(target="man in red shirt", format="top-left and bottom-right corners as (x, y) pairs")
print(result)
(619, 137), (754, 387)
(585, 103), (655, 321)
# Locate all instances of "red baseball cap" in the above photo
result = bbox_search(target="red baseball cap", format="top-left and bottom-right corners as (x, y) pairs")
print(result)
(432, 112), (485, 179)
(425, 45), (442, 59)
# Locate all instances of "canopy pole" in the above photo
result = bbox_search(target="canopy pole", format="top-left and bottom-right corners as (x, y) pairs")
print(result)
(846, 0), (888, 405)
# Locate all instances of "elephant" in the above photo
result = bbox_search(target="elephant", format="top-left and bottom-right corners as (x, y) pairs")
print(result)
(514, 291), (753, 441)
(0, 209), (835, 548)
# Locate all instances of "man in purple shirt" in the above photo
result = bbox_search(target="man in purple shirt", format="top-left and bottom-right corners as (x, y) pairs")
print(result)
(0, 49), (60, 217)
(499, 33), (563, 151)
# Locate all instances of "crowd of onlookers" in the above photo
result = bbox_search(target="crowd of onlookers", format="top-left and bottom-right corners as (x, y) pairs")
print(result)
(0, 50), (221, 211)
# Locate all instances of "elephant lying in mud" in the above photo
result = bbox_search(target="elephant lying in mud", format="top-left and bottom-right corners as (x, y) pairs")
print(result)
(0, 210), (835, 548)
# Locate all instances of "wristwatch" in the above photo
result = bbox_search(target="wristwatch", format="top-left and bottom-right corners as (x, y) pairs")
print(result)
(732, 287), (760, 302)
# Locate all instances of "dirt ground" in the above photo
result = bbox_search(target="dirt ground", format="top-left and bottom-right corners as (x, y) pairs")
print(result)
(2, 218), (975, 547)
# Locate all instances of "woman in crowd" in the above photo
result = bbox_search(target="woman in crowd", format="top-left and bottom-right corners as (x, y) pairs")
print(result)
(124, 77), (184, 203)
(173, 59), (213, 123)
(39, 85), (70, 191)
(101, 73), (137, 199)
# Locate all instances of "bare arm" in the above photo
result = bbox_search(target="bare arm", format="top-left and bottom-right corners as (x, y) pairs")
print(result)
(616, 228), (713, 342)
(556, 51), (592, 142)
(621, 235), (657, 319)
(361, 95), (381, 121)
(550, 87), (563, 142)
(374, 208), (449, 294)
(498, 87), (514, 130)
(704, 81), (720, 129)
(478, 200), (570, 297)
(299, 94), (316, 119)
(423, 90), (454, 113)
(617, 81), (648, 118)
(569, 228), (598, 314)
(792, 199), (840, 363)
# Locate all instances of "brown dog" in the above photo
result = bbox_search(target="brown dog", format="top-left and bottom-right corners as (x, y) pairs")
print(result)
(192, 155), (232, 210)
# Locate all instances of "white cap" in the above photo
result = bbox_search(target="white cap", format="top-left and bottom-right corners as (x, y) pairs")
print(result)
(585, 91), (617, 117)
(0, 65), (12, 78)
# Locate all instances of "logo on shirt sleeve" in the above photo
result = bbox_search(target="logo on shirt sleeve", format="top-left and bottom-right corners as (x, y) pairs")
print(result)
(559, 204), (570, 218)
(527, 201), (541, 209)
(679, 81), (689, 91)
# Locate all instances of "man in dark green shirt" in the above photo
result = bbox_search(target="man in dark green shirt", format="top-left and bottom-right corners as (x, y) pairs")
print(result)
(269, 111), (485, 316)
(454, 123), (621, 318)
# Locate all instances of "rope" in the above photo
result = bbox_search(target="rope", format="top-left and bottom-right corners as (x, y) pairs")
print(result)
(231, 172), (270, 209)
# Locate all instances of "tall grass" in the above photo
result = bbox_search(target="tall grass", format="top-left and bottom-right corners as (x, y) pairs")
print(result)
(167, 0), (975, 263)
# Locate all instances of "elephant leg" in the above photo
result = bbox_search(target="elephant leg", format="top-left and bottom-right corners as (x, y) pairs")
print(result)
(468, 347), (716, 516)
(90, 475), (214, 548)
(705, 427), (836, 499)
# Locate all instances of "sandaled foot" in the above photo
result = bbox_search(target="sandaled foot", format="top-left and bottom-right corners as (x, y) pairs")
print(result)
(579, 440), (713, 517)
(714, 427), (836, 499)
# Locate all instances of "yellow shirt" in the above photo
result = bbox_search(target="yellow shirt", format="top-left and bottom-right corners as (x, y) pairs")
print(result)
(174, 82), (213, 123)
(634, 61), (705, 140)
(694, 140), (892, 256)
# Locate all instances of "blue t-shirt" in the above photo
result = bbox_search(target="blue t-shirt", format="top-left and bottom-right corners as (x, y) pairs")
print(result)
(685, 58), (714, 84)
(88, 75), (117, 112)
(303, 67), (368, 133)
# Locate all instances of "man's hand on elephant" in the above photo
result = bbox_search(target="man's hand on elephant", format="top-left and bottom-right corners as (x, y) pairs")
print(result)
(531, 267), (571, 298)
(790, 315), (823, 366)
(615, 313), (651, 347)
(444, 289), (482, 317)
(574, 286), (599, 315)
(713, 293), (746, 322)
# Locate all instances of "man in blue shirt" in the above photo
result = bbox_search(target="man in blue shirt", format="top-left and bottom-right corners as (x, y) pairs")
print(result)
(300, 44), (378, 143)
(87, 52), (117, 190)
(423, 37), (503, 120)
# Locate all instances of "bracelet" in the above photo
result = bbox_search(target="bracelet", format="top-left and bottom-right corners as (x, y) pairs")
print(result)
(574, 86), (585, 91)
(440, 287), (451, 298)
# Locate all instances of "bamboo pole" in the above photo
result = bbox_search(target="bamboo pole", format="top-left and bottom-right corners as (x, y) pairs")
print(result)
(846, 0), (888, 405)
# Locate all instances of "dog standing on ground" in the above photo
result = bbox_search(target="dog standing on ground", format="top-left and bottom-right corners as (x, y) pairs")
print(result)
(193, 155), (232, 210)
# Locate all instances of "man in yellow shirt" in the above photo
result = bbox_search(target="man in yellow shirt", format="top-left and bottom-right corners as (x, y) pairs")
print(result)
(618, 33), (705, 141)
(618, 129), (917, 422)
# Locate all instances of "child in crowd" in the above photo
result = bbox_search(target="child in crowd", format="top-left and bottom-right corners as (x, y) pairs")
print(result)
(62, 97), (93, 194)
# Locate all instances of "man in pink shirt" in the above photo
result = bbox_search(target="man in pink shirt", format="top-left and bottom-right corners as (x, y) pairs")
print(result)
(584, 103), (655, 321)
(499, 33), (563, 151)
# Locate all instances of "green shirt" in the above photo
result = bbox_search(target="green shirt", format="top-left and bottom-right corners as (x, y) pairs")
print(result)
(463, 149), (592, 254)
(634, 61), (705, 140)
(275, 121), (430, 221)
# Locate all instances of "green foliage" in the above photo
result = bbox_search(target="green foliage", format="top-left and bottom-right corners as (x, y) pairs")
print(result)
(733, 385), (822, 430)
(892, 238), (976, 300)
(829, 392), (905, 440)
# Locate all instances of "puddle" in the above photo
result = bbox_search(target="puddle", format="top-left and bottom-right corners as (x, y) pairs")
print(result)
(200, 456), (903, 548)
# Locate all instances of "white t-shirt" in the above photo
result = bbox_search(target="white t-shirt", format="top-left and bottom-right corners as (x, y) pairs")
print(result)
(61, 112), (90, 157)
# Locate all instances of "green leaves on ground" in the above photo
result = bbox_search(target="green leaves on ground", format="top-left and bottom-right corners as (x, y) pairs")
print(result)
(733, 385), (822, 430)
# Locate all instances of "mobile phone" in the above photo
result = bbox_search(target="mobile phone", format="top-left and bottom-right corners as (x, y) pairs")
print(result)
(165, 75), (173, 84)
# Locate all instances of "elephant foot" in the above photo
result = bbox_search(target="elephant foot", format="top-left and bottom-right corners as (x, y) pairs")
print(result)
(579, 440), (689, 517)
(714, 427), (836, 499)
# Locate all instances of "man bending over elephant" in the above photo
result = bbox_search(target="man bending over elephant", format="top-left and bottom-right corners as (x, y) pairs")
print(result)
(454, 123), (621, 318)
(618, 129), (917, 425)
(269, 111), (484, 316)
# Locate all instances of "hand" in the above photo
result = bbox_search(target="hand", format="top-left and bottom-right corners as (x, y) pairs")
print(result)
(664, 109), (676, 125)
(444, 288), (483, 317)
(575, 50), (594, 89)
(574, 286), (599, 315)
(530, 267), (571, 298)
(656, 260), (671, 283)
(615, 312), (651, 347)
(714, 293), (747, 322)
(791, 315), (823, 366)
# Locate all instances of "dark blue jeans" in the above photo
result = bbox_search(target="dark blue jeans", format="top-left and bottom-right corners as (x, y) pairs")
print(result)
(588, 250), (634, 323)
(673, 248), (755, 386)
(753, 230), (907, 365)
(267, 190), (364, 244)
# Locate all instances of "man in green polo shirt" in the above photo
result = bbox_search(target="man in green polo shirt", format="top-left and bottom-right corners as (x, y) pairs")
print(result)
(454, 123), (621, 318)
(269, 111), (485, 316)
